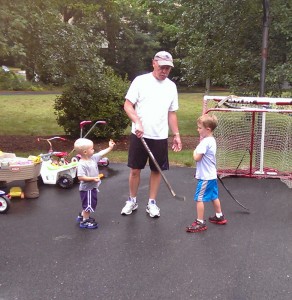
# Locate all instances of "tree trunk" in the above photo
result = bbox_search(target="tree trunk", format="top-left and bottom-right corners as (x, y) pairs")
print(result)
(259, 0), (270, 97)
(205, 78), (210, 95)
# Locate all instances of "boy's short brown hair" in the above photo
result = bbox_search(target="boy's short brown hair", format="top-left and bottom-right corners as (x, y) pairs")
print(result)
(197, 114), (218, 131)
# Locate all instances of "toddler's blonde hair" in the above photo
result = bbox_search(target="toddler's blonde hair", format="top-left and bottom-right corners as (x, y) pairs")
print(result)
(74, 138), (93, 155)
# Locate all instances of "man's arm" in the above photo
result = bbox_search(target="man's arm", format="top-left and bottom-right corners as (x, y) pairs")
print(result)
(124, 99), (143, 138)
(168, 111), (182, 151)
(168, 111), (179, 135)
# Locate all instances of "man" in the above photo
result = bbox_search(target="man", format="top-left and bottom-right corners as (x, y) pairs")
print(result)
(121, 51), (182, 218)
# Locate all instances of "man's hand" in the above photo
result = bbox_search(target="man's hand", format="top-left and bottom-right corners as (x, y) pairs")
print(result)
(135, 121), (144, 138)
(172, 135), (182, 152)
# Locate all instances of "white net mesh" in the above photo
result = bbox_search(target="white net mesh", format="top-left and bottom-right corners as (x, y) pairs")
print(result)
(203, 95), (292, 188)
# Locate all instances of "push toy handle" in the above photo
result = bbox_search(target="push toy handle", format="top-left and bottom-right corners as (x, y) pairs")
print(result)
(80, 121), (92, 128)
(83, 120), (107, 138)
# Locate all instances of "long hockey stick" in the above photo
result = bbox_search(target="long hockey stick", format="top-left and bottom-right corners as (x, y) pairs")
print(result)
(140, 137), (185, 201)
(217, 176), (250, 211)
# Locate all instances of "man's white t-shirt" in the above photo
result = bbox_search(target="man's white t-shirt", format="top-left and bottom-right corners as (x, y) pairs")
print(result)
(125, 72), (178, 139)
(195, 136), (217, 180)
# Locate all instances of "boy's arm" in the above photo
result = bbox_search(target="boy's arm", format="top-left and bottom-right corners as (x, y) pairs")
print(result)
(193, 149), (203, 162)
(78, 175), (101, 182)
(77, 166), (101, 182)
(96, 139), (115, 157)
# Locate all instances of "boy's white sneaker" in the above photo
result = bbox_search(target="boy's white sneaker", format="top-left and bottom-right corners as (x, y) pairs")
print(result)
(121, 199), (138, 215)
(146, 200), (160, 218)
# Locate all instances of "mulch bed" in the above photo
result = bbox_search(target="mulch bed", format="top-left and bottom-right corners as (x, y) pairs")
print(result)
(0, 135), (198, 154)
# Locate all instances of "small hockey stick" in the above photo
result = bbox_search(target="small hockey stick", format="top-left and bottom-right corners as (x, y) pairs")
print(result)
(217, 176), (250, 212)
(141, 137), (186, 201)
(216, 95), (232, 107)
(215, 95), (246, 110)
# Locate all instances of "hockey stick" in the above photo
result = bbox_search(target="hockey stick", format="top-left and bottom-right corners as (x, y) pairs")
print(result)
(202, 154), (250, 211)
(202, 158), (249, 211)
(140, 137), (186, 201)
(217, 176), (250, 211)
(216, 95), (233, 107)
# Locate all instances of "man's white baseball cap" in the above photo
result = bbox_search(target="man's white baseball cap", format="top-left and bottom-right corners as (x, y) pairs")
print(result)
(153, 51), (174, 67)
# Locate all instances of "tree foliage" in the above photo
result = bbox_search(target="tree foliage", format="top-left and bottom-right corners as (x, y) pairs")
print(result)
(0, 0), (291, 98)
(177, 0), (262, 92)
(177, 0), (292, 95)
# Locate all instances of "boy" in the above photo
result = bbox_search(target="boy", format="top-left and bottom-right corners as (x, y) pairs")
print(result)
(74, 138), (115, 229)
(186, 114), (227, 233)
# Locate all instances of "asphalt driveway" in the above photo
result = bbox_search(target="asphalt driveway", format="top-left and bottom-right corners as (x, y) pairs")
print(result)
(0, 163), (291, 300)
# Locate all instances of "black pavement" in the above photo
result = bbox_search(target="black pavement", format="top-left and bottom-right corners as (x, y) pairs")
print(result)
(0, 163), (291, 300)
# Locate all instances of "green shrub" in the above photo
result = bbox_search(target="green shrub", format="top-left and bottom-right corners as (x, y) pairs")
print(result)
(54, 66), (130, 139)
(0, 69), (17, 90)
(0, 69), (43, 91)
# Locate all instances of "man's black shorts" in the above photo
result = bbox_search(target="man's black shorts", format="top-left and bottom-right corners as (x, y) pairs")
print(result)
(127, 134), (169, 171)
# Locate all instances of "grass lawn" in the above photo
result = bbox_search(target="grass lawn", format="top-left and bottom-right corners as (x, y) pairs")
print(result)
(0, 91), (228, 165)
(0, 94), (64, 135)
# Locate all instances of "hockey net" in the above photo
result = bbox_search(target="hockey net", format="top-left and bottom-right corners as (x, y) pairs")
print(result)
(203, 95), (292, 188)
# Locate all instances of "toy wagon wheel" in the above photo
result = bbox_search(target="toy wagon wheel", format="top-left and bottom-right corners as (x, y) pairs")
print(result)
(102, 158), (109, 167)
(0, 196), (11, 214)
(37, 175), (44, 186)
(57, 174), (74, 189)
(98, 157), (109, 167)
(71, 157), (78, 163)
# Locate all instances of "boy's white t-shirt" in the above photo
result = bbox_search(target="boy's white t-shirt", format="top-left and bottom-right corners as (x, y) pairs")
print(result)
(77, 153), (102, 191)
(195, 136), (217, 180)
(125, 72), (178, 139)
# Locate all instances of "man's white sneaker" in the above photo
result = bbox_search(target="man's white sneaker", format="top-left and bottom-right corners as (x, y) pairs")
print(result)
(121, 199), (138, 215)
(146, 200), (160, 218)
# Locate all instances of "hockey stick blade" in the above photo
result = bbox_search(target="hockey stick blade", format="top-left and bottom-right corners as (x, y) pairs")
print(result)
(173, 193), (186, 201)
(218, 176), (250, 212)
(141, 137), (186, 201)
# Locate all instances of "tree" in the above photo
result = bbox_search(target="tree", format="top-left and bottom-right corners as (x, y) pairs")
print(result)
(0, 0), (27, 67)
(84, 0), (161, 80)
(177, 0), (261, 93)
(1, 0), (290, 96)
(176, 0), (291, 95)
(136, 0), (185, 81)
(264, 0), (292, 95)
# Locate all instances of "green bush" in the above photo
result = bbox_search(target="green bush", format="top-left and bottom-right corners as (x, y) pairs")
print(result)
(0, 69), (43, 91)
(54, 66), (130, 139)
(0, 69), (17, 90)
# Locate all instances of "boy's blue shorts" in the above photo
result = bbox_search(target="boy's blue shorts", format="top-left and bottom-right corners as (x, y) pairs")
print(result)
(194, 179), (218, 202)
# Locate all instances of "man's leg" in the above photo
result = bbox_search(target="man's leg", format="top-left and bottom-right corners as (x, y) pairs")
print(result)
(121, 168), (141, 215)
(149, 170), (161, 199)
(146, 170), (162, 218)
(129, 168), (141, 197)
